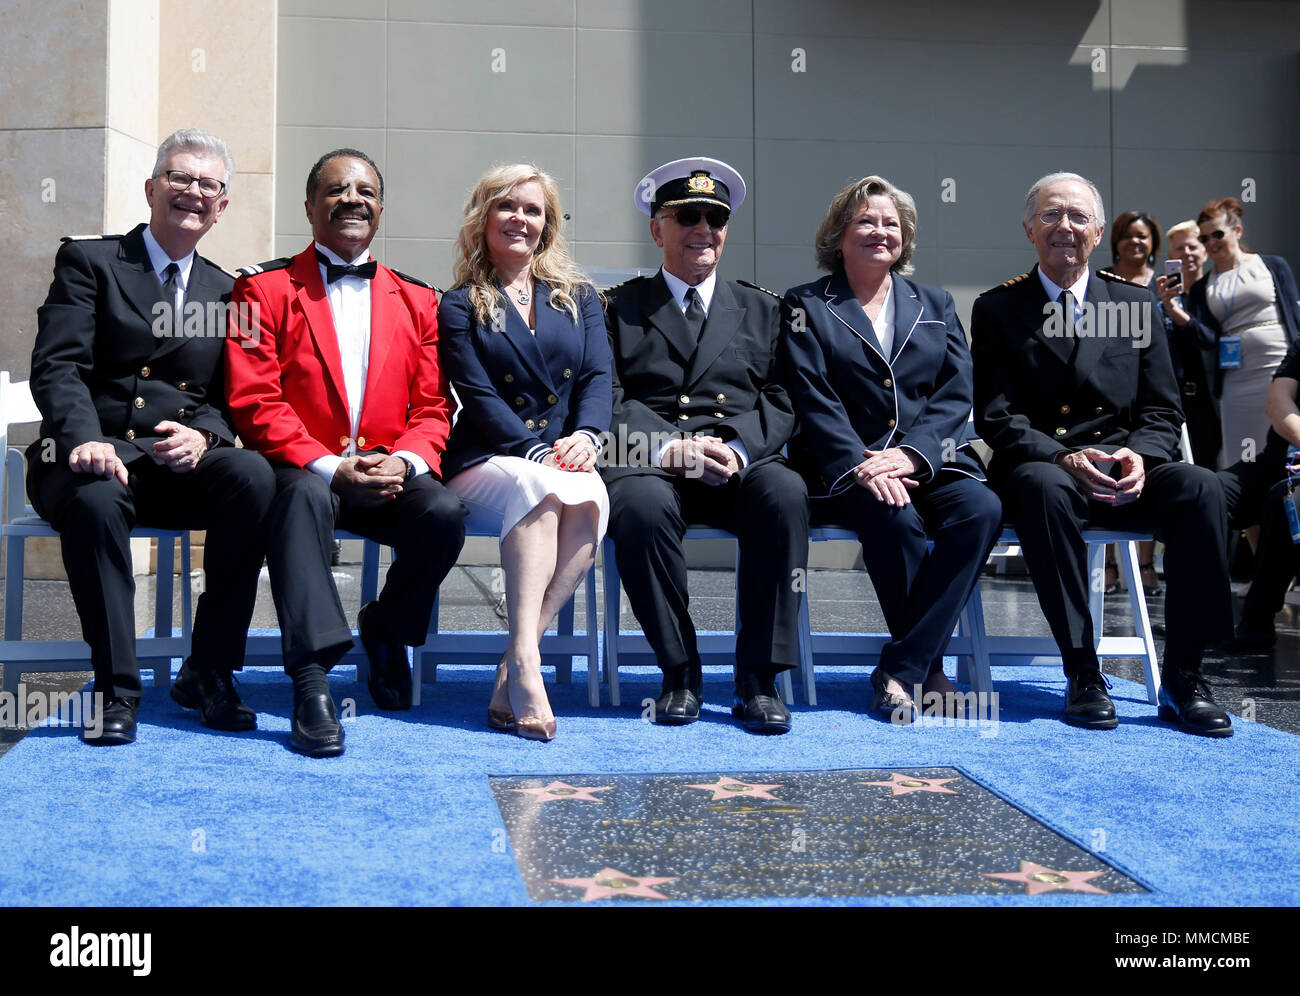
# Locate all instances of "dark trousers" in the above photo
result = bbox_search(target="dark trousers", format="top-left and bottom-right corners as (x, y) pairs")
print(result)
(605, 461), (808, 677)
(1239, 479), (1300, 627)
(266, 465), (466, 671)
(997, 460), (1233, 675)
(29, 447), (276, 699)
(813, 474), (1003, 686)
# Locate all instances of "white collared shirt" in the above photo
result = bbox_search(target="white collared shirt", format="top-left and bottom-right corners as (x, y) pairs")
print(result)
(661, 267), (718, 317)
(141, 225), (195, 316)
(1037, 267), (1090, 326)
(871, 277), (896, 358)
(306, 245), (428, 483)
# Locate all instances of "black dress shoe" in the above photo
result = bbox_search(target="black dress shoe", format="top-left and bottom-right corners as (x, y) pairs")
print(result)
(358, 601), (412, 711)
(83, 696), (139, 746)
(1158, 673), (1233, 738)
(171, 658), (256, 731)
(654, 663), (702, 725)
(869, 667), (916, 725)
(290, 692), (345, 757)
(731, 672), (791, 735)
(1064, 671), (1118, 729)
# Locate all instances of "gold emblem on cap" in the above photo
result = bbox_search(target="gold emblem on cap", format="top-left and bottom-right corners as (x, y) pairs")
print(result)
(687, 172), (716, 195)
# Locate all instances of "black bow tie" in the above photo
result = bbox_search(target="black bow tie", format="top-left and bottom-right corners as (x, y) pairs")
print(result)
(317, 251), (376, 283)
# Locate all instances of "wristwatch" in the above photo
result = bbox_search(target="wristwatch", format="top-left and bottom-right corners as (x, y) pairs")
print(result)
(399, 456), (415, 481)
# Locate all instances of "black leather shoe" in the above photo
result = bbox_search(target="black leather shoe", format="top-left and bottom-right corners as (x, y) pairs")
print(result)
(358, 602), (412, 711)
(83, 696), (138, 746)
(1064, 671), (1118, 729)
(171, 658), (256, 731)
(731, 672), (791, 735)
(654, 663), (702, 725)
(870, 667), (916, 725)
(1158, 673), (1233, 738)
(290, 692), (345, 757)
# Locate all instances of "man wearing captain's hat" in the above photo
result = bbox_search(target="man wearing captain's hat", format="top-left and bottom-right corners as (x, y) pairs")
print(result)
(602, 156), (808, 734)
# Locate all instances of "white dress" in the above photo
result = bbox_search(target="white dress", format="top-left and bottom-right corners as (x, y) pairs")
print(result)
(1206, 256), (1289, 466)
(449, 454), (608, 542)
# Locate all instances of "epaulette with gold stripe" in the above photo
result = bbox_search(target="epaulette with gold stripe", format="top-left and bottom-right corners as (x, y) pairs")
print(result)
(1095, 268), (1143, 287)
(979, 271), (1031, 296)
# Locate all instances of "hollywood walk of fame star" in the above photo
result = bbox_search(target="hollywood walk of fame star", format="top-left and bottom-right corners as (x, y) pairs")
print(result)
(510, 780), (613, 803)
(549, 867), (678, 901)
(860, 773), (957, 796)
(982, 861), (1109, 895)
(685, 775), (785, 801)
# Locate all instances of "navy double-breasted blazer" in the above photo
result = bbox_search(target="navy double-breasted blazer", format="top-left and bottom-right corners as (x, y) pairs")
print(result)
(30, 223), (238, 467)
(781, 271), (985, 496)
(438, 281), (612, 481)
(970, 266), (1183, 481)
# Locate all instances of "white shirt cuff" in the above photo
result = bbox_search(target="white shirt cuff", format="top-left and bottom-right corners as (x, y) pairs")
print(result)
(308, 455), (344, 483)
(392, 450), (428, 477)
(726, 439), (749, 469)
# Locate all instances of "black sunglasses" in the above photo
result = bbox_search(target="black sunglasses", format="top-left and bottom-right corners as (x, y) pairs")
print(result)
(1197, 229), (1227, 244)
(666, 206), (729, 229)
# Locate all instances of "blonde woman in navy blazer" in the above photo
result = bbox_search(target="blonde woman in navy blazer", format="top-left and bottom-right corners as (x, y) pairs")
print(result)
(781, 175), (1001, 722)
(439, 164), (612, 741)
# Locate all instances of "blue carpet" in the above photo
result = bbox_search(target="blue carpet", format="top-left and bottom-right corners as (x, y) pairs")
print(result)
(1, 649), (1296, 906)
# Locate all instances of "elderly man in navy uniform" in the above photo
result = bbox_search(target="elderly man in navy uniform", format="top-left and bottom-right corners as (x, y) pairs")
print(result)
(602, 157), (808, 734)
(27, 129), (275, 745)
(970, 171), (1233, 737)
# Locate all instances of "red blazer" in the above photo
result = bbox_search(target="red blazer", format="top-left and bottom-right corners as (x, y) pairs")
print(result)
(224, 245), (451, 474)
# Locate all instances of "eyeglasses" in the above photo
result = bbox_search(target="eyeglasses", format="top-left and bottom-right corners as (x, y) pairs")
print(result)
(664, 206), (729, 229)
(159, 169), (227, 198)
(1037, 209), (1093, 227)
(1197, 230), (1228, 244)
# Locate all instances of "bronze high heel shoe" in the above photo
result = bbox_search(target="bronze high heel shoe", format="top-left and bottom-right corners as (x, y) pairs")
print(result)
(487, 657), (515, 732)
(503, 656), (557, 742)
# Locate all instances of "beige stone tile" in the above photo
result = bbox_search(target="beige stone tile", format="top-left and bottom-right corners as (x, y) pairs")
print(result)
(0, 1), (108, 129)
(105, 0), (160, 144)
(159, 0), (276, 175)
(200, 171), (274, 273)
(103, 129), (157, 235)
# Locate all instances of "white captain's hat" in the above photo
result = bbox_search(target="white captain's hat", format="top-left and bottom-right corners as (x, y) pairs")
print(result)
(634, 156), (746, 217)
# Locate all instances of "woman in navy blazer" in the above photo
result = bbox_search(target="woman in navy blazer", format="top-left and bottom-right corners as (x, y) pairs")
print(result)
(439, 164), (612, 741)
(781, 175), (1001, 722)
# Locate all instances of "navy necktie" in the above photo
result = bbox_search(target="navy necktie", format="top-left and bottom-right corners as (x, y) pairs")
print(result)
(684, 287), (706, 340)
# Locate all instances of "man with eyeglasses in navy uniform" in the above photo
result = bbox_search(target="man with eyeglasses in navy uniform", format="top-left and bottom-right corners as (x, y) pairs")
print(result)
(602, 157), (809, 734)
(970, 171), (1234, 737)
(27, 128), (275, 746)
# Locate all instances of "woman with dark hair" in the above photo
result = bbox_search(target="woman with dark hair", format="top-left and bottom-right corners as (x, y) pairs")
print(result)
(1101, 210), (1165, 595)
(1106, 210), (1162, 289)
(780, 175), (1002, 722)
(439, 164), (612, 741)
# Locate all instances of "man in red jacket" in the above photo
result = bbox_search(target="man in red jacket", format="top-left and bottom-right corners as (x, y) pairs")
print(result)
(226, 149), (465, 757)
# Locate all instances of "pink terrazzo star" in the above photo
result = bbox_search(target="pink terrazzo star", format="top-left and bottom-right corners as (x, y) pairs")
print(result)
(983, 861), (1109, 895)
(685, 775), (785, 801)
(549, 867), (678, 901)
(510, 781), (613, 803)
(860, 773), (958, 796)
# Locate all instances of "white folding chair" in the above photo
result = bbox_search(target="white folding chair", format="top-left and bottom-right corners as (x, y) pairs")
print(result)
(795, 526), (1160, 705)
(0, 370), (192, 698)
(601, 529), (796, 708)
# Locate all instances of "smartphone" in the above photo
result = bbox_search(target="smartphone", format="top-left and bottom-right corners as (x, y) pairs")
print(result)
(1164, 258), (1183, 289)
